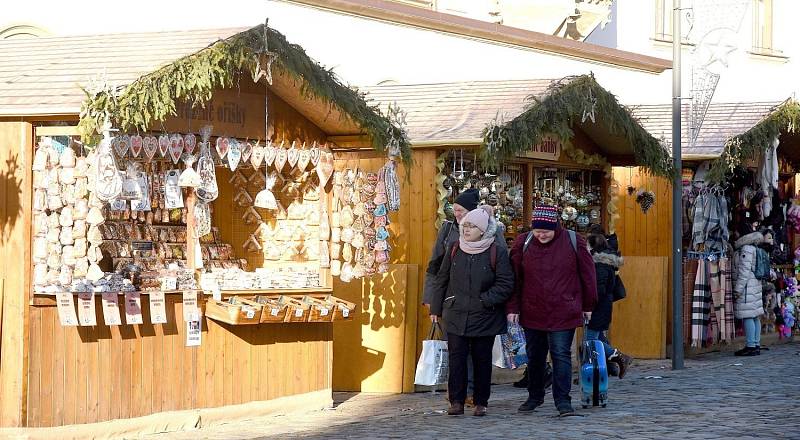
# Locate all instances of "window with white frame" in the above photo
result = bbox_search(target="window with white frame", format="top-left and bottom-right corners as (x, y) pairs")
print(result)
(752, 0), (778, 53)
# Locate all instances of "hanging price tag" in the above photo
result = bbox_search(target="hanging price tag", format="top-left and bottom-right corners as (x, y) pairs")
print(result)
(244, 307), (256, 319)
(101, 291), (122, 326)
(295, 309), (303, 318)
(56, 291), (79, 326)
(186, 320), (202, 347)
(320, 308), (329, 317)
(342, 308), (350, 318)
(271, 308), (279, 316)
(77, 292), (97, 326)
(125, 291), (144, 325)
(149, 291), (167, 324)
(162, 277), (177, 291)
(183, 291), (200, 322)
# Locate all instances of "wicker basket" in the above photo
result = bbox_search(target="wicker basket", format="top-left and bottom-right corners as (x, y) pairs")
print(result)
(205, 298), (261, 325)
(303, 296), (335, 322)
(282, 296), (311, 323)
(254, 295), (289, 323)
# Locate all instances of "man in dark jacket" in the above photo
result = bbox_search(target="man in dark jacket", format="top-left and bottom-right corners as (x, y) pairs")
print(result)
(507, 205), (598, 416)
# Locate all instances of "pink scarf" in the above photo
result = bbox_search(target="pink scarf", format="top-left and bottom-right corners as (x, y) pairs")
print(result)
(459, 233), (494, 255)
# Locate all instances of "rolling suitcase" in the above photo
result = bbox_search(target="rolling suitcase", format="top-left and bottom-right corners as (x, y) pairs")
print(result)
(579, 330), (609, 408)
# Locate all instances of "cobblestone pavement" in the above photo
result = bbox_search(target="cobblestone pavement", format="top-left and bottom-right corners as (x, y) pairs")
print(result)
(142, 342), (800, 440)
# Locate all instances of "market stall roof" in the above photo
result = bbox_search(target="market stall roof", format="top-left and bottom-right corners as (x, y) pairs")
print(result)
(0, 24), (409, 163)
(632, 101), (783, 160)
(366, 75), (673, 177)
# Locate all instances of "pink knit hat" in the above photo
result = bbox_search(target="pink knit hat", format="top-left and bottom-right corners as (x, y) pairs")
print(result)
(462, 208), (489, 233)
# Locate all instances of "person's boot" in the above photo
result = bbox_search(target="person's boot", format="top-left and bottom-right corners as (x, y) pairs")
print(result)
(609, 350), (634, 379)
(513, 368), (529, 388)
(473, 405), (487, 417)
(447, 402), (465, 415)
(734, 346), (755, 356)
(756, 345), (769, 351)
(557, 403), (576, 417)
(608, 361), (620, 377)
(518, 396), (544, 412)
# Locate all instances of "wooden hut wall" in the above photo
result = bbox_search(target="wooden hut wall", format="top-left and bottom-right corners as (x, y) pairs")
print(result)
(14, 88), (337, 428)
(0, 121), (33, 426)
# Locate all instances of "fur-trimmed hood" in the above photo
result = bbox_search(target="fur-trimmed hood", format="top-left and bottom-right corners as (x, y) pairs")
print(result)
(735, 231), (764, 249)
(592, 251), (623, 268)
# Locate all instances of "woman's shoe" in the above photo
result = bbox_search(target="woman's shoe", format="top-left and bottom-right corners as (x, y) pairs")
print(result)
(734, 346), (755, 356)
(473, 405), (487, 417)
(447, 402), (465, 415)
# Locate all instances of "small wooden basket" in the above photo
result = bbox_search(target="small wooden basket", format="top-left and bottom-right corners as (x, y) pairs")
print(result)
(254, 295), (289, 323)
(205, 298), (261, 325)
(303, 296), (335, 322)
(282, 296), (311, 323)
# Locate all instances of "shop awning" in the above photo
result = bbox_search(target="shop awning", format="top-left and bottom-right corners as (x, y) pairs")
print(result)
(479, 74), (674, 178)
(702, 99), (800, 182)
(0, 24), (410, 163)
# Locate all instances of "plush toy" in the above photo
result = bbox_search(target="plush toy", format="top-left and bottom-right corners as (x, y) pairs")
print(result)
(787, 203), (800, 233)
(784, 277), (798, 298)
(782, 301), (796, 338)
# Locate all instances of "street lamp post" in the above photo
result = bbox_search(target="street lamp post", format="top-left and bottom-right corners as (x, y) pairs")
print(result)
(672, 0), (684, 370)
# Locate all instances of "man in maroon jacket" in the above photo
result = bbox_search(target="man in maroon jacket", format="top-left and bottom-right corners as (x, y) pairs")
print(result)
(507, 205), (598, 416)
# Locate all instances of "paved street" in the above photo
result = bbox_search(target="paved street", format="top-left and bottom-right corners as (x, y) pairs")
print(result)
(143, 342), (800, 440)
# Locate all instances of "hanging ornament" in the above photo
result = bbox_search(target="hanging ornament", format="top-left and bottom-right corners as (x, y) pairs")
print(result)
(241, 141), (253, 164)
(228, 139), (242, 171)
(254, 171), (279, 210)
(178, 155), (201, 188)
(196, 126), (218, 203)
(114, 135), (131, 157)
(130, 135), (143, 158)
(250, 141), (265, 169)
(143, 136), (158, 161)
(184, 133), (197, 156)
(310, 142), (321, 166)
(264, 141), (277, 168)
(626, 167), (636, 195)
(581, 87), (597, 124)
(636, 189), (656, 214)
(168, 134), (183, 164)
(215, 137), (230, 159)
(158, 134), (170, 157)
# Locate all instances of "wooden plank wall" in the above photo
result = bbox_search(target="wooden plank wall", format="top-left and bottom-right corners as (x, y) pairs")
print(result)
(609, 167), (672, 357)
(0, 121), (32, 426)
(26, 298), (332, 427)
(329, 150), (437, 392)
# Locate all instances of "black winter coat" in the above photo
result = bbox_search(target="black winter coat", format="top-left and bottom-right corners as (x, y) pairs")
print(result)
(429, 243), (514, 337)
(587, 251), (623, 331)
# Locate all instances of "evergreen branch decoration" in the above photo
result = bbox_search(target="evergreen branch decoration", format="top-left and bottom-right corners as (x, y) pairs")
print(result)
(480, 74), (674, 179)
(78, 24), (411, 165)
(707, 99), (800, 183)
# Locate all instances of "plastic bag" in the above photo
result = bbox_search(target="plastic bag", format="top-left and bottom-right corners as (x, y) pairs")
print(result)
(414, 322), (449, 386)
(499, 322), (527, 369)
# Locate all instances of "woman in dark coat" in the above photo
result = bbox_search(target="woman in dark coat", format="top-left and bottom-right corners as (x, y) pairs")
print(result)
(429, 208), (514, 417)
(585, 234), (633, 378)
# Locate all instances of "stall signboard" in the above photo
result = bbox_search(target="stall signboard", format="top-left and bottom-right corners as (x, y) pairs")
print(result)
(521, 135), (562, 161)
(166, 89), (266, 140)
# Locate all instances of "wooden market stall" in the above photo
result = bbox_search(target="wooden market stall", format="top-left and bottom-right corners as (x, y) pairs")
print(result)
(0, 24), (410, 433)
(329, 75), (675, 396)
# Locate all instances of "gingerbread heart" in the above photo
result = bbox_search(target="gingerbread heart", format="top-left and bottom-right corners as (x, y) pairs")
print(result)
(241, 141), (253, 163)
(250, 143), (265, 169)
(143, 136), (158, 161)
(216, 137), (230, 159)
(169, 134), (183, 164)
(228, 139), (242, 171)
(130, 135), (143, 158)
(286, 142), (299, 169)
(184, 133), (197, 156)
(264, 142), (277, 167)
(274, 143), (288, 171)
(115, 135), (130, 157)
(317, 151), (334, 187)
(310, 144), (321, 166)
(298, 149), (311, 171)
(158, 135), (170, 157)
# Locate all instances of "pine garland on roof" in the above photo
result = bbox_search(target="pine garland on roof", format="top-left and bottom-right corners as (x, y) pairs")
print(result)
(707, 99), (800, 182)
(480, 74), (674, 179)
(78, 24), (411, 165)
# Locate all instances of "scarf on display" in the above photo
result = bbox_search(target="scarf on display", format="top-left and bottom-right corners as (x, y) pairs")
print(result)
(691, 260), (712, 348)
(706, 258), (736, 345)
(682, 259), (699, 346)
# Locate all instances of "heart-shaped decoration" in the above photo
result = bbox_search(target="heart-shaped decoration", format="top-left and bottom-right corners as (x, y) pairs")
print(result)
(241, 141), (253, 163)
(158, 135), (170, 157)
(286, 142), (299, 169)
(274, 143), (288, 171)
(143, 136), (158, 161)
(250, 143), (265, 169)
(310, 144), (321, 166)
(115, 135), (130, 157)
(228, 139), (242, 171)
(264, 142), (277, 167)
(130, 135), (143, 158)
(298, 149), (311, 171)
(184, 134), (197, 156)
(216, 137), (230, 159)
(169, 134), (183, 164)
(317, 151), (335, 187)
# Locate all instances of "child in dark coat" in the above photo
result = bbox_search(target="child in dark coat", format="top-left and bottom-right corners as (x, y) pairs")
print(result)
(585, 234), (633, 379)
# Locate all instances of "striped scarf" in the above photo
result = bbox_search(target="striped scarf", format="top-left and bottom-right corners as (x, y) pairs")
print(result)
(691, 260), (712, 348)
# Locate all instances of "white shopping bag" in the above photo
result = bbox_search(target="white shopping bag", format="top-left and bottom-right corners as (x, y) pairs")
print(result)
(414, 322), (449, 386)
(492, 335), (507, 368)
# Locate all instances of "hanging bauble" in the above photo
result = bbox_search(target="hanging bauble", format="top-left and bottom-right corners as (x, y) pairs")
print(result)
(636, 190), (656, 214)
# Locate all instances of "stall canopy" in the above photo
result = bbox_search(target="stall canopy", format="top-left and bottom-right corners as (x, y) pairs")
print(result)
(0, 23), (410, 163)
(704, 99), (800, 182)
(479, 74), (674, 178)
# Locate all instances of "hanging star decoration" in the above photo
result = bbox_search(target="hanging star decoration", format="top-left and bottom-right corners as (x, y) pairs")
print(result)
(581, 87), (597, 124)
(699, 28), (738, 73)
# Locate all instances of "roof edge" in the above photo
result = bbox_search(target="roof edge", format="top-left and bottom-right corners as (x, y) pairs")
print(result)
(283, 0), (672, 73)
